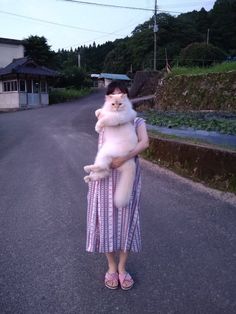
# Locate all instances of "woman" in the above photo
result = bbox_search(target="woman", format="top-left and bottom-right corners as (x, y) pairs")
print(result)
(86, 81), (149, 290)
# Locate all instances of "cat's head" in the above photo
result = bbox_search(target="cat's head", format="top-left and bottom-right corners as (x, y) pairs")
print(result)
(104, 93), (130, 112)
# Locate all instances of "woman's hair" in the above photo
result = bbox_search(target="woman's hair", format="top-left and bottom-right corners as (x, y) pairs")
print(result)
(106, 80), (129, 97)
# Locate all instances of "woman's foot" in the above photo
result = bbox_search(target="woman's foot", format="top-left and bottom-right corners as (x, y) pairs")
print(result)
(105, 272), (119, 290)
(118, 272), (134, 290)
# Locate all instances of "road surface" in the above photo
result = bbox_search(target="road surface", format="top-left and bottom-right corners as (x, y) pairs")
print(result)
(0, 90), (235, 314)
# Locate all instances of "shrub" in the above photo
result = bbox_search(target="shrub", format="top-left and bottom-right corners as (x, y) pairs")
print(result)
(178, 42), (227, 67)
(49, 88), (91, 104)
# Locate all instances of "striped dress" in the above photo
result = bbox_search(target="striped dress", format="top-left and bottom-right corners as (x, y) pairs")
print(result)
(86, 117), (145, 253)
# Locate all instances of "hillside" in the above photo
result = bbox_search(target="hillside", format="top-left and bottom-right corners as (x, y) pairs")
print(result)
(53, 0), (236, 74)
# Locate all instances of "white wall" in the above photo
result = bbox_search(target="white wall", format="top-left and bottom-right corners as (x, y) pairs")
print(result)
(0, 93), (19, 109)
(104, 78), (112, 87)
(19, 93), (27, 107)
(0, 43), (24, 68)
(41, 94), (49, 105)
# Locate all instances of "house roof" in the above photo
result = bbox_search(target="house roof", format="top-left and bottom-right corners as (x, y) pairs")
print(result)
(0, 37), (23, 46)
(99, 73), (131, 81)
(0, 57), (59, 77)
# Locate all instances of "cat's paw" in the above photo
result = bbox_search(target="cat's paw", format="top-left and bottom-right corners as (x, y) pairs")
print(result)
(84, 175), (91, 183)
(84, 165), (91, 173)
(95, 109), (102, 118)
(95, 122), (103, 133)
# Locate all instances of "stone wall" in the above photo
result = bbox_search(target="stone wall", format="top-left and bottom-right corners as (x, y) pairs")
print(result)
(155, 72), (236, 112)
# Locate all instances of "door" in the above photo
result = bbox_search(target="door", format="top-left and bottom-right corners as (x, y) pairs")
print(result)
(27, 79), (40, 106)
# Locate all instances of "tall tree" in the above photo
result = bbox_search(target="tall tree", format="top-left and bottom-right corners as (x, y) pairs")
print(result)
(23, 35), (56, 67)
(210, 0), (236, 53)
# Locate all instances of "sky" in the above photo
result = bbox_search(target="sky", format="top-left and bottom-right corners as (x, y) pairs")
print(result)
(0, 0), (216, 51)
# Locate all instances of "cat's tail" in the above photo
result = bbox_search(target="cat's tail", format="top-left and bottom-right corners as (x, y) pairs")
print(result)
(114, 159), (136, 208)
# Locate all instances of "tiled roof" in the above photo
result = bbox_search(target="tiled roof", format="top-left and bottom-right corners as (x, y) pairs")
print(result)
(99, 73), (131, 81)
(0, 57), (59, 77)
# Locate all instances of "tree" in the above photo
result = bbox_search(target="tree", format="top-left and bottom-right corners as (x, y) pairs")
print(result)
(103, 40), (132, 73)
(178, 42), (227, 67)
(210, 0), (236, 53)
(55, 66), (89, 88)
(23, 35), (56, 67)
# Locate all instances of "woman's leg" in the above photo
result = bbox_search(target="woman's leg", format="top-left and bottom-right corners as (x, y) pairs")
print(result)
(118, 251), (128, 273)
(106, 252), (117, 273)
(105, 252), (118, 288)
(118, 251), (134, 289)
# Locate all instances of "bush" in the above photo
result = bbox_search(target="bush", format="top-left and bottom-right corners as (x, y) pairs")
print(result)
(49, 88), (91, 104)
(178, 42), (227, 67)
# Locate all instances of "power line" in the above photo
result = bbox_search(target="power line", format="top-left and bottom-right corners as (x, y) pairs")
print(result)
(60, 0), (154, 12)
(60, 1), (185, 15)
(63, 13), (148, 49)
(0, 9), (122, 36)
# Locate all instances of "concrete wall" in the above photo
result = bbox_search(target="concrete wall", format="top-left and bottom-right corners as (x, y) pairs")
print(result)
(0, 92), (19, 109)
(19, 93), (27, 107)
(143, 134), (236, 193)
(41, 93), (49, 105)
(0, 43), (24, 68)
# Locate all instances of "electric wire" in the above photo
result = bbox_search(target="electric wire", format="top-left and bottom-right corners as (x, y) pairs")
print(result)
(0, 9), (122, 36)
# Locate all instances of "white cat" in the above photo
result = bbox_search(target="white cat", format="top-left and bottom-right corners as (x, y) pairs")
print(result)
(84, 93), (138, 208)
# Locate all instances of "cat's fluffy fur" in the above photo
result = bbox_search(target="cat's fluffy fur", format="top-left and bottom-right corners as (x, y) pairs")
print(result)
(84, 93), (138, 208)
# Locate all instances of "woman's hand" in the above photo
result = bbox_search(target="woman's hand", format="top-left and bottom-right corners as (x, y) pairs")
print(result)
(110, 156), (128, 169)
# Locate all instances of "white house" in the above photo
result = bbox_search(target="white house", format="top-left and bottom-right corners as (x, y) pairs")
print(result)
(0, 37), (58, 111)
(0, 37), (24, 68)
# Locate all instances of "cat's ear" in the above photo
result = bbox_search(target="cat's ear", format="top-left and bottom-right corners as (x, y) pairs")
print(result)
(105, 95), (112, 101)
(121, 93), (127, 99)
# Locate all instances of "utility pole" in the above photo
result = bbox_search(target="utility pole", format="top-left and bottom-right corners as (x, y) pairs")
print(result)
(78, 52), (81, 68)
(153, 0), (158, 71)
(206, 28), (210, 45)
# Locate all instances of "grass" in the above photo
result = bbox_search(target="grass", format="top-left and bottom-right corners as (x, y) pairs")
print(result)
(49, 87), (91, 104)
(168, 61), (236, 76)
(145, 111), (236, 135)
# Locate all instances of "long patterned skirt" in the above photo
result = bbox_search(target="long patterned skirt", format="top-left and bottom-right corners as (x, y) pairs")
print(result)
(86, 156), (142, 253)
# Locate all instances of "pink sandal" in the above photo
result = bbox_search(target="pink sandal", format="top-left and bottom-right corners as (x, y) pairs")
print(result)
(118, 272), (134, 290)
(105, 272), (119, 290)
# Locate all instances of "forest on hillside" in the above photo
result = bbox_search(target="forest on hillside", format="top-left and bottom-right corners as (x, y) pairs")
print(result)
(23, 0), (236, 86)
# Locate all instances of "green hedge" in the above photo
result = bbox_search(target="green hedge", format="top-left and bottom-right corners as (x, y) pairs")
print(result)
(49, 88), (91, 104)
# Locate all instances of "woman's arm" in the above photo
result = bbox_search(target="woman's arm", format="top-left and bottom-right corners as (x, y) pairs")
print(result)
(110, 122), (149, 169)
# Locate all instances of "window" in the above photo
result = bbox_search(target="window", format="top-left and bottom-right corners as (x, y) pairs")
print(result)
(27, 80), (32, 93)
(40, 81), (47, 93)
(19, 80), (26, 92)
(11, 81), (17, 91)
(3, 82), (8, 92)
(33, 80), (40, 93)
(3, 80), (18, 92)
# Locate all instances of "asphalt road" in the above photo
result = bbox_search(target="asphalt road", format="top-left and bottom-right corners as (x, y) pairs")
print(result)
(0, 90), (236, 314)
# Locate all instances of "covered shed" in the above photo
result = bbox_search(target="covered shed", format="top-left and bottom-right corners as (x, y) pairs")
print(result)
(0, 57), (58, 110)
(97, 73), (131, 88)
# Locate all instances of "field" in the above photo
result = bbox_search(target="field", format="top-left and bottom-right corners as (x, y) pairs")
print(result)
(145, 111), (236, 135)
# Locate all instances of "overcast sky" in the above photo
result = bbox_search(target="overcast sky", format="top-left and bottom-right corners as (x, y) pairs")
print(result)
(0, 0), (215, 51)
